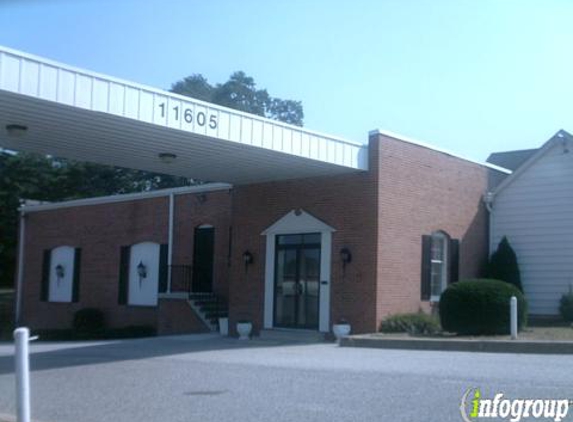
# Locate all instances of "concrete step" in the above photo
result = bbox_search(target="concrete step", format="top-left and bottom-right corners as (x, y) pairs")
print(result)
(258, 329), (326, 343)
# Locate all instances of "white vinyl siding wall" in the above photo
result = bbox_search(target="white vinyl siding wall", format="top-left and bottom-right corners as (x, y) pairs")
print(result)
(491, 143), (573, 315)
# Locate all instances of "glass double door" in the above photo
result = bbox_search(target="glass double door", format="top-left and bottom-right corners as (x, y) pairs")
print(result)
(274, 233), (321, 329)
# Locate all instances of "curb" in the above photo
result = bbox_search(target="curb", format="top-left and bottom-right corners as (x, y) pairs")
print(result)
(340, 335), (573, 354)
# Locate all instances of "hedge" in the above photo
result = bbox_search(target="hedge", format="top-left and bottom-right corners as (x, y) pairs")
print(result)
(439, 279), (527, 335)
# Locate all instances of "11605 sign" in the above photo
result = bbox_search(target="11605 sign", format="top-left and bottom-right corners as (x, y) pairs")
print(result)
(158, 102), (217, 129)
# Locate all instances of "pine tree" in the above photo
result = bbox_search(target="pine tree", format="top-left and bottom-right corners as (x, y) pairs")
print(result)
(488, 236), (523, 292)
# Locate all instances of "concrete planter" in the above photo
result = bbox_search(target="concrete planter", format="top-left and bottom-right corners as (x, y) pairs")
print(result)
(237, 321), (252, 340)
(332, 323), (351, 341)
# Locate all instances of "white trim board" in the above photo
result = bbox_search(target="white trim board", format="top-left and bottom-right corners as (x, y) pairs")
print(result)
(20, 183), (232, 213)
(0, 45), (363, 148)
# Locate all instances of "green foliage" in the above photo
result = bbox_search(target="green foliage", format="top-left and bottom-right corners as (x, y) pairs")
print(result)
(439, 279), (527, 335)
(559, 287), (573, 322)
(379, 312), (441, 335)
(488, 236), (523, 292)
(171, 71), (304, 126)
(73, 308), (106, 339)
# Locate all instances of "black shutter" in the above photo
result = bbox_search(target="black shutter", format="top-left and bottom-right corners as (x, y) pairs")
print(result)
(449, 239), (460, 284)
(41, 249), (51, 302)
(158, 244), (168, 293)
(72, 248), (82, 302)
(118, 246), (130, 305)
(420, 235), (432, 301)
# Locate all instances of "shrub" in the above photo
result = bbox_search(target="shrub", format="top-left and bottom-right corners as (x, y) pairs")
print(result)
(559, 287), (573, 322)
(488, 236), (523, 292)
(439, 279), (527, 335)
(73, 308), (106, 339)
(380, 312), (441, 335)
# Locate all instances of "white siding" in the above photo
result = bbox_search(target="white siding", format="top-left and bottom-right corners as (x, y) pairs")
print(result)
(492, 143), (573, 315)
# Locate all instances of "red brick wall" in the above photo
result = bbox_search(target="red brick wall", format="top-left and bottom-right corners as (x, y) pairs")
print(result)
(227, 140), (381, 335)
(373, 133), (490, 324)
(19, 135), (492, 336)
(20, 191), (229, 333)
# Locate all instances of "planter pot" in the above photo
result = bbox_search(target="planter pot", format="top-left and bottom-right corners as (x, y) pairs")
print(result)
(218, 317), (229, 336)
(236, 322), (252, 340)
(332, 323), (351, 341)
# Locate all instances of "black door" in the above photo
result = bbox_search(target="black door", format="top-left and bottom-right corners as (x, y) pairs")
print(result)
(192, 227), (215, 292)
(274, 233), (321, 329)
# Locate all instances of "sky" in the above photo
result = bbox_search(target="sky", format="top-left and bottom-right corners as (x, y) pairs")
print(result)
(1, 0), (572, 162)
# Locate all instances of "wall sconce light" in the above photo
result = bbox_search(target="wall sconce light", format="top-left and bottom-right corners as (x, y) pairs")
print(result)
(55, 264), (65, 283)
(5, 124), (28, 137)
(242, 250), (253, 271)
(340, 247), (352, 271)
(158, 152), (177, 164)
(137, 261), (147, 286)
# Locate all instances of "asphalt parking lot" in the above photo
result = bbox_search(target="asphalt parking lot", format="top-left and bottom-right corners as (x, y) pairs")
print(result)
(0, 334), (572, 422)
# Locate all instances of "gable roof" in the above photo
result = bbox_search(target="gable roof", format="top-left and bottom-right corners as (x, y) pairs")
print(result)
(486, 148), (538, 171)
(491, 129), (573, 196)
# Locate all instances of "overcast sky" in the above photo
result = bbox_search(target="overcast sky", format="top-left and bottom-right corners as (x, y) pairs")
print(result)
(1, 0), (572, 162)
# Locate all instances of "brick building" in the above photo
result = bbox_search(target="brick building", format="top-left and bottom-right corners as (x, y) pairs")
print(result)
(18, 132), (502, 336)
(0, 46), (508, 336)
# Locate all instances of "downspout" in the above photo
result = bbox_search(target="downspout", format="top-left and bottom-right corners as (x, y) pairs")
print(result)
(167, 193), (174, 293)
(15, 210), (26, 326)
(484, 191), (494, 256)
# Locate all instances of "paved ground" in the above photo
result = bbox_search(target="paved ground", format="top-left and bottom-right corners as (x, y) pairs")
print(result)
(0, 334), (572, 422)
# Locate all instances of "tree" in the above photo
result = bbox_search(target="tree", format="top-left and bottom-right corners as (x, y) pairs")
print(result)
(171, 71), (304, 126)
(487, 236), (523, 292)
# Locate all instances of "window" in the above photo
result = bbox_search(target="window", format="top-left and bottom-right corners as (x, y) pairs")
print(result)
(118, 242), (167, 306)
(430, 232), (448, 301)
(420, 232), (459, 301)
(41, 246), (81, 303)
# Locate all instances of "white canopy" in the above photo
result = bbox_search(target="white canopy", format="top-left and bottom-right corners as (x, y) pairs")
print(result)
(0, 46), (368, 184)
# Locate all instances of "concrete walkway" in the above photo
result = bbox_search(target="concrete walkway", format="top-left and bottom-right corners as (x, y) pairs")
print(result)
(341, 333), (573, 354)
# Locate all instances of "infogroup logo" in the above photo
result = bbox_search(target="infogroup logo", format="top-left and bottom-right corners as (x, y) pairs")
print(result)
(460, 388), (571, 422)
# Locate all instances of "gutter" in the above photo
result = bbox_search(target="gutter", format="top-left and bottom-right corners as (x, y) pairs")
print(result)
(15, 210), (26, 325)
(167, 193), (174, 293)
(484, 192), (494, 256)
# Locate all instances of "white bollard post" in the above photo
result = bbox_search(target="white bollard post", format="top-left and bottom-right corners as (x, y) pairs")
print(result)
(14, 327), (31, 422)
(510, 296), (518, 340)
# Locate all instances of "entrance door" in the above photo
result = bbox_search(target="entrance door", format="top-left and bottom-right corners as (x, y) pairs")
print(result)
(192, 226), (214, 292)
(274, 233), (321, 329)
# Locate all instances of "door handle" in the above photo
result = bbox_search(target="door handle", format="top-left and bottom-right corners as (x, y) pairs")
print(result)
(320, 280), (328, 285)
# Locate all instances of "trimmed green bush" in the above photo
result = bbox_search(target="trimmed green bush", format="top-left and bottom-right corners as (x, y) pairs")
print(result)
(380, 312), (441, 335)
(439, 279), (527, 335)
(73, 308), (106, 339)
(488, 237), (523, 292)
(559, 288), (573, 322)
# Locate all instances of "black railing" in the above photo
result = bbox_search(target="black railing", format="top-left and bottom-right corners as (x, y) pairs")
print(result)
(158, 265), (192, 294)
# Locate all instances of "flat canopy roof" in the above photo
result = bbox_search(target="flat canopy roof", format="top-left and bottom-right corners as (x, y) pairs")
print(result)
(0, 46), (368, 184)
